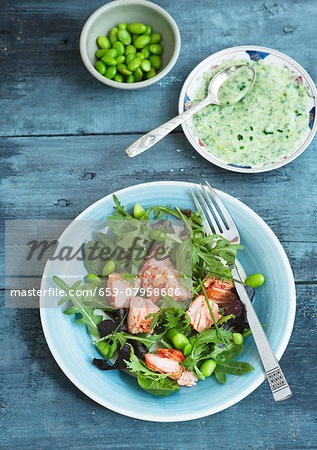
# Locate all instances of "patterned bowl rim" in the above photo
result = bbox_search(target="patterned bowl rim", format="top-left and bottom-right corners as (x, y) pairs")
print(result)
(178, 45), (317, 173)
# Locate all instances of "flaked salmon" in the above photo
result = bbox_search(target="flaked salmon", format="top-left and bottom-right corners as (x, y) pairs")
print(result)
(127, 297), (159, 335)
(107, 273), (141, 309)
(177, 370), (199, 387)
(140, 256), (191, 303)
(203, 276), (237, 307)
(186, 295), (221, 333)
(145, 348), (185, 380)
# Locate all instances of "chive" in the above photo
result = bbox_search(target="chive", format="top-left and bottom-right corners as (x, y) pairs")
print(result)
(277, 129), (283, 133)
(249, 136), (253, 141)
(239, 146), (244, 149)
(263, 129), (274, 135)
(250, 126), (254, 131)
(237, 134), (243, 140)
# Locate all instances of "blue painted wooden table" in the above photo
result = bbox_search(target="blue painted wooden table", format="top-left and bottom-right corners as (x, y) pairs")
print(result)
(1, 0), (316, 448)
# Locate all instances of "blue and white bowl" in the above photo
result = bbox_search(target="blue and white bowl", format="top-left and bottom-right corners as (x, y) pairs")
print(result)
(179, 46), (317, 173)
(40, 181), (296, 421)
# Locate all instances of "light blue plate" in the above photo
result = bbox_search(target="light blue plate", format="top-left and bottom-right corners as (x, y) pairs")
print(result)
(40, 181), (296, 422)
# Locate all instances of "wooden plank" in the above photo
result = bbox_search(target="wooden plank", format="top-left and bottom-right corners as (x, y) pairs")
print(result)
(1, 0), (316, 136)
(0, 283), (316, 449)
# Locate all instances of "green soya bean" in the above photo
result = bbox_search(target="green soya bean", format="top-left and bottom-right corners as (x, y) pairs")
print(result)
(145, 67), (156, 79)
(125, 44), (136, 55)
(150, 32), (161, 44)
(132, 34), (139, 43)
(232, 332), (244, 345)
(103, 48), (118, 58)
(172, 333), (189, 351)
(126, 53), (135, 65)
(97, 35), (111, 49)
(133, 203), (146, 219)
(102, 260), (116, 276)
(128, 57), (141, 72)
(126, 74), (135, 83)
(134, 68), (143, 82)
(141, 45), (151, 59)
(127, 23), (147, 34)
(86, 274), (100, 283)
(117, 64), (132, 76)
(101, 56), (117, 66)
(136, 52), (144, 60)
(114, 73), (124, 83)
(134, 35), (151, 49)
(105, 66), (117, 79)
(200, 359), (217, 377)
(141, 59), (151, 72)
(98, 341), (110, 357)
(109, 27), (118, 45)
(95, 60), (106, 75)
(149, 44), (162, 54)
(95, 48), (108, 59)
(117, 29), (132, 45)
(143, 25), (152, 36)
(245, 273), (265, 288)
(113, 41), (125, 56)
(149, 54), (162, 70)
(118, 22), (128, 30)
(107, 341), (117, 359)
(183, 343), (192, 357)
(116, 55), (126, 64)
(188, 336), (196, 346)
(166, 329), (178, 341)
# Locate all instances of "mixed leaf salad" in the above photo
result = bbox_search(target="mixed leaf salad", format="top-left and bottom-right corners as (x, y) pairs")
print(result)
(53, 195), (256, 397)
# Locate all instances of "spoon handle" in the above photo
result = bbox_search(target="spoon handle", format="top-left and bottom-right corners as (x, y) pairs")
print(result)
(125, 98), (211, 158)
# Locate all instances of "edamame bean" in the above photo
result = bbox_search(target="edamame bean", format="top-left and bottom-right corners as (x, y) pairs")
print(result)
(141, 59), (151, 72)
(232, 333), (244, 345)
(134, 68), (143, 82)
(125, 44), (136, 55)
(114, 73), (124, 82)
(126, 74), (135, 83)
(172, 333), (189, 351)
(117, 64), (132, 76)
(101, 56), (117, 66)
(105, 66), (117, 79)
(141, 46), (151, 59)
(149, 228), (165, 242)
(149, 44), (162, 54)
(118, 22), (128, 30)
(109, 27), (118, 45)
(136, 52), (144, 60)
(133, 203), (145, 218)
(128, 57), (141, 72)
(132, 34), (139, 43)
(97, 36), (111, 49)
(117, 29), (132, 45)
(116, 55), (126, 64)
(134, 35), (151, 49)
(103, 48), (118, 58)
(188, 336), (196, 346)
(113, 41), (125, 56)
(102, 260), (116, 277)
(107, 341), (117, 359)
(145, 67), (156, 79)
(96, 48), (108, 59)
(200, 359), (217, 377)
(86, 274), (101, 283)
(166, 329), (178, 341)
(98, 341), (110, 357)
(150, 33), (161, 44)
(143, 25), (152, 36)
(183, 343), (192, 357)
(95, 60), (106, 75)
(245, 273), (265, 288)
(149, 54), (162, 69)
(127, 23), (147, 34)
(126, 53), (135, 65)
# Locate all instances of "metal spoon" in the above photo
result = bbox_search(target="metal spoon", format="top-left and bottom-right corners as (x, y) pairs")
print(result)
(126, 64), (256, 158)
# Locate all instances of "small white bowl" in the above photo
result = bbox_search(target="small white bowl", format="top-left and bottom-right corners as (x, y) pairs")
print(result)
(80, 0), (181, 89)
(179, 46), (317, 173)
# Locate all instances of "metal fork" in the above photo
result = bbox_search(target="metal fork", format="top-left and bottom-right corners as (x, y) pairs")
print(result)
(191, 181), (292, 402)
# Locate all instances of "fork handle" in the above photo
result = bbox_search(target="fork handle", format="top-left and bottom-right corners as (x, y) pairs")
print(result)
(230, 263), (292, 402)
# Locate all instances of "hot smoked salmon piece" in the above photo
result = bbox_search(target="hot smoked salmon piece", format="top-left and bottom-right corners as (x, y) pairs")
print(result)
(107, 273), (141, 309)
(203, 276), (237, 308)
(127, 297), (159, 335)
(145, 348), (185, 380)
(186, 295), (221, 333)
(177, 370), (199, 387)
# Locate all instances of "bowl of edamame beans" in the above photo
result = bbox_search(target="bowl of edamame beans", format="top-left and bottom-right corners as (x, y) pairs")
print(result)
(80, 0), (181, 89)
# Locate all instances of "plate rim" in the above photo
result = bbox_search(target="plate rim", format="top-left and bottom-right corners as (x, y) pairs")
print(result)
(40, 180), (296, 422)
(178, 45), (317, 173)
